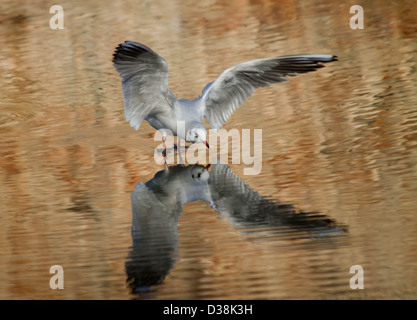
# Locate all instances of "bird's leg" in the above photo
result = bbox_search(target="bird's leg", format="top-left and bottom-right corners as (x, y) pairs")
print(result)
(162, 135), (167, 157)
(177, 138), (185, 164)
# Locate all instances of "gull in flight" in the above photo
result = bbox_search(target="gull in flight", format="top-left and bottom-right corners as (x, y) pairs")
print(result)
(112, 41), (336, 152)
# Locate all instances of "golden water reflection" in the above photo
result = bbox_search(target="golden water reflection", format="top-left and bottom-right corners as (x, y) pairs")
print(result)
(0, 0), (416, 299)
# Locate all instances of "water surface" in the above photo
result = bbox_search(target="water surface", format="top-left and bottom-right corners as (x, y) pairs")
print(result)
(0, 0), (416, 299)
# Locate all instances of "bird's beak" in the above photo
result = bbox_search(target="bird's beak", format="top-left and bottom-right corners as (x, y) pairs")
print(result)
(205, 141), (210, 148)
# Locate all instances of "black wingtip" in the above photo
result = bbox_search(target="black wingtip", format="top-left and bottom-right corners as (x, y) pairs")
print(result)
(112, 41), (154, 63)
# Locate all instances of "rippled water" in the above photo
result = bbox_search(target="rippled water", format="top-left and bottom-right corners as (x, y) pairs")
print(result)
(1, 0), (416, 299)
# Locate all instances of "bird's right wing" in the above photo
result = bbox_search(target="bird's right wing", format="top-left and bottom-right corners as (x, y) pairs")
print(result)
(113, 41), (176, 130)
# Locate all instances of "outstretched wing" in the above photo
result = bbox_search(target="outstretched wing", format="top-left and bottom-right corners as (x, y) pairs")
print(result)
(208, 163), (345, 234)
(112, 41), (176, 130)
(201, 55), (337, 129)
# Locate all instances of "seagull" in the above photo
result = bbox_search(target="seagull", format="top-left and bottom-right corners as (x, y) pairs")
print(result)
(112, 41), (337, 152)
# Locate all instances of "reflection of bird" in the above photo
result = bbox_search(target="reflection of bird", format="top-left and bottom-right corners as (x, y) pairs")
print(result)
(112, 41), (336, 151)
(126, 163), (345, 296)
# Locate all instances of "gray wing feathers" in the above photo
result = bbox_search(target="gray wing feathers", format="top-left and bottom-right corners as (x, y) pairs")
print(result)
(208, 164), (344, 233)
(113, 41), (175, 130)
(208, 164), (264, 223)
(202, 54), (337, 129)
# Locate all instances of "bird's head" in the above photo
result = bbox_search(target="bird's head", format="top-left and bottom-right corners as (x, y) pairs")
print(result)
(190, 165), (210, 182)
(186, 125), (209, 148)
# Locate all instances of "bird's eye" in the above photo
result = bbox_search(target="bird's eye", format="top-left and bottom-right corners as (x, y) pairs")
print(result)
(197, 173), (201, 178)
(195, 134), (198, 139)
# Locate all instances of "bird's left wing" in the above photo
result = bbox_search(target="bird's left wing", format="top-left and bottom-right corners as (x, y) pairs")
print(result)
(201, 55), (337, 129)
(207, 163), (345, 234)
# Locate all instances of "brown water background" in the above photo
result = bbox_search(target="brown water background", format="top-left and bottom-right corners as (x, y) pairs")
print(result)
(0, 0), (416, 299)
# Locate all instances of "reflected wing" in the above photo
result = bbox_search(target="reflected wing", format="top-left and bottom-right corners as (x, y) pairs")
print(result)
(113, 41), (176, 130)
(130, 182), (181, 239)
(126, 182), (180, 294)
(201, 55), (337, 129)
(208, 164), (344, 232)
(207, 164), (264, 223)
